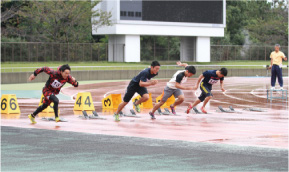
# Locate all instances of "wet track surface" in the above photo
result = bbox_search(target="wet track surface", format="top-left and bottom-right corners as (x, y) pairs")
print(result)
(1, 77), (288, 171)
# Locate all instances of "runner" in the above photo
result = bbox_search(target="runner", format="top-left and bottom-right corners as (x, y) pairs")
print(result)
(114, 61), (160, 121)
(186, 68), (228, 114)
(28, 64), (79, 123)
(149, 61), (196, 119)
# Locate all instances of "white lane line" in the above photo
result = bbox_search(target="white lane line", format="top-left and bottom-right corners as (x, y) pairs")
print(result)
(223, 89), (257, 103)
(192, 89), (257, 108)
(250, 89), (267, 99)
(104, 89), (124, 98)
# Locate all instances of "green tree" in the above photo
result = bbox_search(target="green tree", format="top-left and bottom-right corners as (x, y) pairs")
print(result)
(1, 1), (29, 40)
(246, 0), (288, 45)
(211, 0), (287, 46)
(18, 0), (111, 43)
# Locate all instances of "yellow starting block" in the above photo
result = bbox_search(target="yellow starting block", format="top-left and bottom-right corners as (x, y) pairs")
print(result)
(74, 92), (95, 111)
(1, 94), (20, 114)
(155, 92), (175, 108)
(132, 93), (153, 109)
(102, 109), (115, 115)
(38, 94), (58, 113)
(102, 94), (122, 109)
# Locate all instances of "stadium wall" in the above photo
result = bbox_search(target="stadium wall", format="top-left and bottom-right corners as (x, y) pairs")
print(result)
(1, 69), (287, 84)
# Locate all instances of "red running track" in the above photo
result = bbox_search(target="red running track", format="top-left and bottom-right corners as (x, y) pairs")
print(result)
(2, 77), (288, 149)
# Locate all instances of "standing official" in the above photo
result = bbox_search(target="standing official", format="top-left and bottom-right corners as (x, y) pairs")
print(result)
(269, 44), (287, 90)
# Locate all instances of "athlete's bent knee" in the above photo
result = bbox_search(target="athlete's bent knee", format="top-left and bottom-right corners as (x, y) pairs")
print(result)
(178, 96), (185, 102)
(142, 94), (149, 101)
(50, 95), (59, 104)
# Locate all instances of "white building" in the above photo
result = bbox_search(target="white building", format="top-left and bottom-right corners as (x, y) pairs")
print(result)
(92, 0), (226, 62)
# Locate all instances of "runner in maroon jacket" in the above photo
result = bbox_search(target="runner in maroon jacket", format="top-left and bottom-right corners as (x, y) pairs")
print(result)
(28, 64), (78, 123)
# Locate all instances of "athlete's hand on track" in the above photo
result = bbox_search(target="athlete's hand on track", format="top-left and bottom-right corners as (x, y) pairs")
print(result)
(71, 77), (76, 82)
(221, 88), (226, 92)
(28, 74), (35, 81)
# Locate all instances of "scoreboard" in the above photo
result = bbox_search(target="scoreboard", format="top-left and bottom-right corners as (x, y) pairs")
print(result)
(120, 0), (223, 24)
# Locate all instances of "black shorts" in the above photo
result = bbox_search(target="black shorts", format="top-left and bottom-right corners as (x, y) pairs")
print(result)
(198, 82), (213, 102)
(123, 81), (148, 102)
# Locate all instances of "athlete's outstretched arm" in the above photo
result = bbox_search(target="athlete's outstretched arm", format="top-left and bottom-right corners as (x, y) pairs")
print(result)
(139, 80), (157, 87)
(220, 80), (225, 92)
(176, 61), (188, 67)
(28, 67), (55, 81)
(175, 83), (193, 90)
(193, 74), (204, 90)
(67, 75), (79, 87)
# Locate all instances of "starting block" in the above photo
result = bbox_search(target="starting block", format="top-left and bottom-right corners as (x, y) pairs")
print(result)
(267, 89), (288, 102)
(119, 111), (125, 117)
(187, 107), (205, 114)
(102, 94), (122, 109)
(163, 108), (173, 115)
(243, 108), (267, 112)
(130, 109), (136, 115)
(74, 92), (95, 111)
(217, 106), (235, 113)
(228, 106), (242, 113)
(156, 108), (179, 116)
(1, 94), (20, 114)
(80, 110), (106, 120)
(119, 109), (141, 118)
(41, 117), (68, 122)
(189, 107), (211, 114)
(156, 108), (163, 115)
(192, 107), (203, 114)
(155, 92), (175, 108)
(132, 93), (153, 109)
(216, 106), (242, 113)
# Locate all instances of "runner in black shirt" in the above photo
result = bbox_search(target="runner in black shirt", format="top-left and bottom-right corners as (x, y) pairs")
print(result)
(114, 61), (161, 121)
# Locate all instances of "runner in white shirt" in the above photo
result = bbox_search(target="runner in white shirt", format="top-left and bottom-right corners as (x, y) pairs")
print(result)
(149, 61), (196, 119)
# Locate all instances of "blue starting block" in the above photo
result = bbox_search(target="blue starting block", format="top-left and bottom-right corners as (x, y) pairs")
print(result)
(267, 89), (288, 102)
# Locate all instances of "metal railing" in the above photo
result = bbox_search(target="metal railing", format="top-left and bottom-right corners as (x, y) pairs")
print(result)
(1, 42), (109, 62)
(3, 64), (286, 73)
(1, 42), (288, 62)
(211, 45), (288, 61)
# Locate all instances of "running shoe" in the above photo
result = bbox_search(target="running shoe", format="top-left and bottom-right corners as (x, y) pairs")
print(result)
(170, 105), (176, 115)
(149, 112), (156, 119)
(186, 105), (192, 114)
(28, 114), (37, 124)
(133, 102), (141, 113)
(201, 107), (207, 114)
(55, 117), (60, 122)
(114, 113), (120, 122)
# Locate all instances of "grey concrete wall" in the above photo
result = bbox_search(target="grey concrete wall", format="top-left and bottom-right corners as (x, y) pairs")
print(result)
(1, 69), (288, 84)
